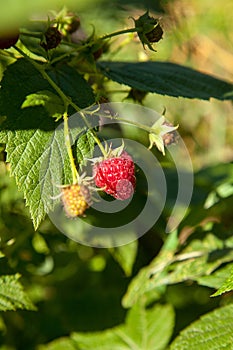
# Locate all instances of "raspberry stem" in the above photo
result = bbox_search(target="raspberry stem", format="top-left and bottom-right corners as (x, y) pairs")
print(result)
(13, 45), (108, 172)
(100, 27), (140, 40)
(79, 111), (108, 157)
(94, 113), (152, 133)
(63, 111), (79, 183)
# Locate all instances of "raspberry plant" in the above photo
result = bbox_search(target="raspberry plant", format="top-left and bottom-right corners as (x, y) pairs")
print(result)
(0, 3), (233, 350)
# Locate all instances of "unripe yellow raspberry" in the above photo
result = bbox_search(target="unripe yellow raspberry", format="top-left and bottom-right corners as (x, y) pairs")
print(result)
(61, 184), (91, 218)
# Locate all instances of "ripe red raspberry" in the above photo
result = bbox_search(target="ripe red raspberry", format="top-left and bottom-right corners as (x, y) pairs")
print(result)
(61, 184), (91, 218)
(93, 151), (136, 200)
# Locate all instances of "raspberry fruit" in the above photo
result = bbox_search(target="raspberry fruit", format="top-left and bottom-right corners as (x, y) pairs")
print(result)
(93, 151), (136, 200)
(61, 184), (91, 218)
(145, 23), (163, 43)
(40, 26), (62, 50)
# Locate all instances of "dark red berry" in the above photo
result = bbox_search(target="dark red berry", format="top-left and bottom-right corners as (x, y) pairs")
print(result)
(40, 27), (62, 51)
(145, 23), (163, 43)
(93, 151), (136, 200)
(66, 16), (81, 34)
(0, 30), (19, 49)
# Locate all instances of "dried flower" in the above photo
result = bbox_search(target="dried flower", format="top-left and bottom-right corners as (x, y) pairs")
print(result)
(148, 116), (179, 155)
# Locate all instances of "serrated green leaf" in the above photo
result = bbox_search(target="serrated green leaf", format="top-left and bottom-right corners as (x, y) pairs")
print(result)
(37, 337), (77, 350)
(170, 304), (233, 350)
(109, 240), (138, 277)
(124, 302), (175, 350)
(6, 129), (55, 229)
(0, 130), (7, 143)
(21, 90), (64, 121)
(71, 302), (174, 350)
(123, 232), (233, 308)
(98, 61), (233, 100)
(39, 302), (175, 350)
(0, 274), (36, 311)
(196, 263), (233, 289)
(75, 129), (95, 168)
(72, 329), (127, 350)
(211, 265), (233, 297)
(122, 231), (179, 308)
(0, 59), (94, 229)
(48, 64), (95, 110)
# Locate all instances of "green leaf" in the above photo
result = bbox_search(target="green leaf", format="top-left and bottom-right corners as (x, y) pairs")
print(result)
(122, 231), (179, 308)
(21, 90), (64, 121)
(75, 129), (95, 168)
(72, 329), (127, 350)
(48, 64), (95, 110)
(170, 304), (233, 350)
(0, 274), (36, 311)
(0, 59), (94, 229)
(123, 302), (175, 350)
(39, 302), (174, 350)
(196, 263), (233, 289)
(109, 240), (138, 277)
(37, 337), (77, 350)
(98, 61), (233, 100)
(211, 265), (233, 297)
(5, 128), (57, 229)
(71, 302), (175, 350)
(123, 232), (233, 308)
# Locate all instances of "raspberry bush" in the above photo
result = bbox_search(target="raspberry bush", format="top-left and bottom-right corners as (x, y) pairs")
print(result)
(0, 2), (233, 350)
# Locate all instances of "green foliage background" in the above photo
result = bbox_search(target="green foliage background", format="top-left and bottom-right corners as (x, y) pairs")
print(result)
(0, 0), (233, 349)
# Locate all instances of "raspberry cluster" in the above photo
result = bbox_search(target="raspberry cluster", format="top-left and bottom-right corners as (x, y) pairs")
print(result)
(40, 27), (62, 51)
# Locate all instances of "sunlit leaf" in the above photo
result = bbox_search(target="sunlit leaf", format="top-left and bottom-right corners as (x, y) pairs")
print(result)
(170, 304), (233, 350)
(38, 302), (175, 350)
(0, 274), (36, 311)
(211, 265), (233, 297)
(0, 59), (94, 229)
(109, 240), (138, 276)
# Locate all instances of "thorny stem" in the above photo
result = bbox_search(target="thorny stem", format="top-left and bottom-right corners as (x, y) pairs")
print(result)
(13, 44), (108, 166)
(94, 113), (152, 133)
(100, 27), (140, 40)
(20, 25), (140, 65)
(16, 42), (159, 141)
(13, 43), (162, 168)
(63, 112), (79, 184)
